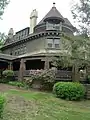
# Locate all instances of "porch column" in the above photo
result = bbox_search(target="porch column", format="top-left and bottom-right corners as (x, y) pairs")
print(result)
(8, 62), (13, 70)
(19, 59), (26, 81)
(44, 57), (50, 70)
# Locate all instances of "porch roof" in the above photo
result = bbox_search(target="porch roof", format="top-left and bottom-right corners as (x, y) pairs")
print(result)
(0, 53), (17, 61)
(17, 49), (68, 58)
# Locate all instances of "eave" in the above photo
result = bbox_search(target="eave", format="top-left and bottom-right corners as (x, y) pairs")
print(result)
(1, 31), (61, 50)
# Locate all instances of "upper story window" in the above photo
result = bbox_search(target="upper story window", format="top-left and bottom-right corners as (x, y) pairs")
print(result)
(14, 43), (27, 56)
(46, 22), (60, 31)
(54, 39), (60, 48)
(47, 39), (53, 48)
(47, 38), (60, 49)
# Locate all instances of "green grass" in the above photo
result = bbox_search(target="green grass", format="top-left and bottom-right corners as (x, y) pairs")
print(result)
(2, 89), (90, 120)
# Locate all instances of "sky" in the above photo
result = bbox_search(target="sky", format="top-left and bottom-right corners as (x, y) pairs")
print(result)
(0, 0), (78, 35)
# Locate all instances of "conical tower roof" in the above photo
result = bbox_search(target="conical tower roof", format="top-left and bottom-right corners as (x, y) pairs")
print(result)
(64, 18), (73, 27)
(38, 3), (64, 25)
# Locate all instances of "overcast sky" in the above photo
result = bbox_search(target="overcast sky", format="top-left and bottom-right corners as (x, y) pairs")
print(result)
(0, 0), (78, 35)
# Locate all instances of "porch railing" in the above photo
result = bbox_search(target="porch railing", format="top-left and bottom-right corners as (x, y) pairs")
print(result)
(55, 70), (72, 81)
(14, 70), (72, 81)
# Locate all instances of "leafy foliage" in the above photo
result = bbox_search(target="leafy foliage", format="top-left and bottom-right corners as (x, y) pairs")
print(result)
(23, 69), (55, 90)
(53, 82), (85, 101)
(52, 33), (90, 81)
(0, 0), (9, 50)
(0, 33), (7, 52)
(3, 70), (14, 77)
(71, 0), (90, 36)
(8, 81), (25, 88)
(0, 0), (9, 19)
(0, 94), (6, 118)
(2, 70), (14, 83)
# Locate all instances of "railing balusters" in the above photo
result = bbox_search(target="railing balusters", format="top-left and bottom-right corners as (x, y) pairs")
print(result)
(14, 70), (72, 81)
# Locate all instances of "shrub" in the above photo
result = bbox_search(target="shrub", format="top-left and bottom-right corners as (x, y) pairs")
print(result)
(2, 70), (14, 83)
(40, 69), (55, 90)
(23, 69), (55, 90)
(8, 81), (25, 88)
(53, 82), (85, 101)
(0, 94), (6, 118)
(3, 70), (14, 77)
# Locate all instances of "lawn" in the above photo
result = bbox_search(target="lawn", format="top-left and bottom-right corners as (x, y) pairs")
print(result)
(1, 85), (90, 120)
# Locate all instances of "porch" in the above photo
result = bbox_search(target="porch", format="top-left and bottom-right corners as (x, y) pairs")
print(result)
(14, 69), (72, 81)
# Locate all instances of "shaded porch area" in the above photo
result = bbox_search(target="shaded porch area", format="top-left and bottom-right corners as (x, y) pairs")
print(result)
(26, 59), (45, 70)
(0, 53), (17, 78)
(0, 61), (8, 70)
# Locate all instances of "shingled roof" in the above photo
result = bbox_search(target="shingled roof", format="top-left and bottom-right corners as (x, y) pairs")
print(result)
(64, 18), (74, 27)
(0, 53), (17, 61)
(38, 3), (64, 25)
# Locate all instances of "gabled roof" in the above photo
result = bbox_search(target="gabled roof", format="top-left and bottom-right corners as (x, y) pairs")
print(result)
(38, 4), (64, 25)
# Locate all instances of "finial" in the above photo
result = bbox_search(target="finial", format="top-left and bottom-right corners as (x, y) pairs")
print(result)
(53, 2), (56, 7)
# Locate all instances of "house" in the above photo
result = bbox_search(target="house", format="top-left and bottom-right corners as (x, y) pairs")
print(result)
(0, 3), (75, 79)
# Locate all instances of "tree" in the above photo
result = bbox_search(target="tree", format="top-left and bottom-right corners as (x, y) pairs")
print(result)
(52, 33), (90, 81)
(0, 0), (9, 19)
(0, 0), (9, 49)
(71, 0), (90, 36)
(0, 33), (7, 50)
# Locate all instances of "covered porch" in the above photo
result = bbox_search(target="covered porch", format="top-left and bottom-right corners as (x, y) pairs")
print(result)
(13, 51), (72, 81)
(0, 53), (17, 78)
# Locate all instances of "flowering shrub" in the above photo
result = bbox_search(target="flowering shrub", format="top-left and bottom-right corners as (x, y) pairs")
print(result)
(23, 69), (55, 90)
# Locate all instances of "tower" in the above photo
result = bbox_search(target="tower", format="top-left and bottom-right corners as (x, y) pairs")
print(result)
(30, 9), (38, 34)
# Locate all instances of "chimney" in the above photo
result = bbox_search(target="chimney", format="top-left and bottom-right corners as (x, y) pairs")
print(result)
(8, 28), (14, 39)
(30, 9), (38, 34)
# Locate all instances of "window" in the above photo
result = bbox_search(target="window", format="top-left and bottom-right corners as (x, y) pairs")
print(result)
(47, 38), (60, 49)
(47, 39), (53, 48)
(14, 44), (27, 56)
(54, 39), (60, 48)
(48, 43), (52, 48)
(55, 44), (59, 48)
(10, 52), (12, 55)
(23, 30), (26, 36)
(19, 36), (20, 40)
(20, 47), (23, 54)
(46, 23), (60, 30)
